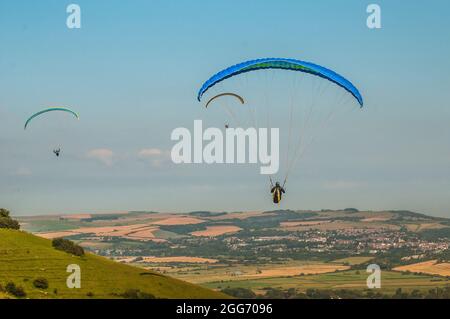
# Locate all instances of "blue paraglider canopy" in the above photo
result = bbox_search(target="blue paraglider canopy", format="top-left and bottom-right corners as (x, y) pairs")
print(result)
(197, 58), (363, 107)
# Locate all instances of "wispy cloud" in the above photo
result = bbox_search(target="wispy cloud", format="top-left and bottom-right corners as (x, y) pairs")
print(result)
(86, 148), (114, 166)
(138, 148), (163, 157)
(15, 167), (32, 176)
(138, 148), (169, 168)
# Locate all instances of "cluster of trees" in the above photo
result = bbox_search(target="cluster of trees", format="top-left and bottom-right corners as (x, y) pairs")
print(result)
(189, 211), (227, 217)
(52, 238), (85, 256)
(119, 289), (156, 299)
(0, 209), (20, 230)
(344, 208), (360, 212)
(33, 278), (49, 289)
(419, 228), (450, 241)
(0, 278), (52, 298)
(221, 287), (450, 299)
(0, 282), (27, 298)
(221, 287), (257, 299)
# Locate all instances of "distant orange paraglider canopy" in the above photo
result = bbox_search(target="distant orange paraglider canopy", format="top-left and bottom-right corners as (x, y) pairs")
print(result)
(205, 93), (245, 108)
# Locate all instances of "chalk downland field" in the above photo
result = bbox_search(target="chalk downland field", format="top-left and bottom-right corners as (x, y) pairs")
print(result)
(190, 225), (242, 237)
(0, 229), (227, 299)
(152, 217), (205, 226)
(332, 257), (374, 265)
(17, 209), (450, 297)
(117, 256), (218, 264)
(278, 220), (400, 232)
(168, 261), (350, 284)
(36, 224), (163, 242)
(393, 260), (450, 277)
(203, 270), (450, 295)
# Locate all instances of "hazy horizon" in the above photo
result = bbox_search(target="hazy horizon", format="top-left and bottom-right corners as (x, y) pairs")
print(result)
(14, 208), (449, 221)
(1, 1), (450, 217)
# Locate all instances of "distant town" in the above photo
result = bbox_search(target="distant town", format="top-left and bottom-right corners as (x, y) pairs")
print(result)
(17, 209), (450, 298)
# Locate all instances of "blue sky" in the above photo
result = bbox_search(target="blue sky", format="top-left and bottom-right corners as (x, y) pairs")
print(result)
(1, 0), (450, 217)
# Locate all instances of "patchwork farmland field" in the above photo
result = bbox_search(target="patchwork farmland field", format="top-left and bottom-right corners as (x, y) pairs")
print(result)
(202, 270), (450, 295)
(165, 261), (350, 284)
(17, 209), (450, 298)
(394, 260), (450, 277)
(190, 225), (242, 237)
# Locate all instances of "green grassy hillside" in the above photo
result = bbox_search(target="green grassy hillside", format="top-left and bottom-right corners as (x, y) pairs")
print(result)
(0, 229), (227, 299)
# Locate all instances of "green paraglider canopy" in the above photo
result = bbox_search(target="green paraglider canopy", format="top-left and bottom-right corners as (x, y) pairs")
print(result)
(205, 93), (245, 108)
(24, 107), (79, 130)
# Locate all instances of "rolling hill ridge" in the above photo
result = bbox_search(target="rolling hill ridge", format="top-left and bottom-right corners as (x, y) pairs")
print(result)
(0, 228), (227, 299)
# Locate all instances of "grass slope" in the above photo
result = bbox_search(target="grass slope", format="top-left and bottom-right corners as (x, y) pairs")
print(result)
(203, 270), (449, 294)
(0, 229), (227, 299)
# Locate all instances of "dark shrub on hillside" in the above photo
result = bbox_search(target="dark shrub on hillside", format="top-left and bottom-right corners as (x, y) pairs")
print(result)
(0, 208), (10, 218)
(52, 238), (84, 256)
(221, 287), (256, 299)
(263, 288), (286, 299)
(5, 282), (27, 298)
(0, 217), (20, 230)
(33, 278), (49, 289)
(0, 209), (20, 230)
(121, 289), (155, 299)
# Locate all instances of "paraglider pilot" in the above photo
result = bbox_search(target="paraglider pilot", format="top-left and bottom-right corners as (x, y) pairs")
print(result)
(271, 180), (285, 204)
(53, 148), (61, 157)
